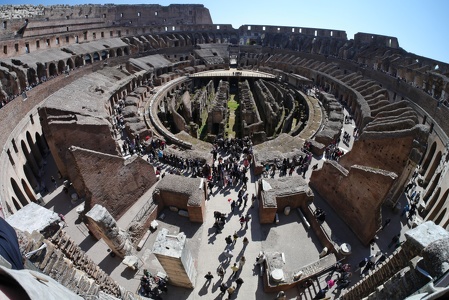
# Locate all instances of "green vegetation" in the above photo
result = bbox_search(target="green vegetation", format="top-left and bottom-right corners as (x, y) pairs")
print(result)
(226, 94), (240, 138)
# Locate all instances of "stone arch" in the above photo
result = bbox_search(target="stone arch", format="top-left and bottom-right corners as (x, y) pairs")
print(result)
(26, 67), (37, 86)
(109, 49), (116, 57)
(11, 178), (28, 206)
(21, 178), (36, 202)
(66, 58), (74, 70)
(57, 60), (65, 73)
(423, 172), (441, 203)
(75, 56), (84, 67)
(23, 163), (38, 194)
(427, 188), (449, 220)
(117, 48), (123, 56)
(21, 139), (39, 177)
(84, 54), (92, 64)
(11, 197), (21, 211)
(93, 52), (100, 62)
(26, 131), (43, 167)
(435, 207), (447, 225)
(124, 47), (129, 55)
(49, 62), (57, 76)
(423, 187), (441, 217)
(35, 132), (48, 157)
(101, 50), (108, 60)
(36, 63), (46, 80)
(424, 151), (442, 186)
(420, 141), (436, 175)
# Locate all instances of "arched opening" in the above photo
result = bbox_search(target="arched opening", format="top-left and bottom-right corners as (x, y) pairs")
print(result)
(124, 47), (129, 55)
(423, 172), (441, 203)
(49, 63), (57, 76)
(117, 48), (123, 56)
(84, 54), (92, 64)
(21, 140), (39, 177)
(35, 132), (49, 158)
(66, 58), (74, 70)
(57, 60), (65, 73)
(420, 142), (437, 175)
(23, 163), (39, 194)
(435, 208), (447, 225)
(93, 52), (100, 62)
(75, 56), (84, 67)
(37, 63), (46, 81)
(423, 187), (441, 217)
(424, 151), (442, 186)
(26, 131), (42, 167)
(21, 179), (36, 202)
(11, 178), (28, 206)
(11, 197), (21, 211)
(27, 68), (37, 86)
(109, 49), (116, 58)
(427, 189), (449, 220)
(101, 50), (108, 60)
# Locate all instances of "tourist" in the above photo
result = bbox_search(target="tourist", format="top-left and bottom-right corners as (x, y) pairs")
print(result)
(230, 263), (239, 278)
(239, 256), (246, 269)
(219, 283), (228, 295)
(204, 271), (214, 285)
(227, 285), (236, 299)
(232, 231), (239, 244)
(235, 277), (244, 288)
(242, 236), (249, 248)
(217, 264), (226, 280)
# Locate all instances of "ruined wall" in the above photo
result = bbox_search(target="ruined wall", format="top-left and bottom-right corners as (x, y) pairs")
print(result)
(68, 146), (157, 220)
(17, 229), (125, 298)
(310, 161), (397, 245)
(239, 79), (263, 136)
(37, 114), (117, 178)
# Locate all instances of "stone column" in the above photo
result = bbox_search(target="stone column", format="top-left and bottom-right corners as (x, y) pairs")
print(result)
(152, 228), (196, 289)
(85, 204), (135, 258)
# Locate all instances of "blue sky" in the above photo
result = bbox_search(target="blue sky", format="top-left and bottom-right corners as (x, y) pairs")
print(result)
(2, 0), (448, 64)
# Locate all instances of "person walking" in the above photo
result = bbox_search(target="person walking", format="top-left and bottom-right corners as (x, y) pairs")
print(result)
(230, 263), (239, 278)
(204, 271), (214, 286)
(227, 285), (236, 299)
(219, 283), (228, 295)
(217, 264), (226, 280)
(235, 277), (244, 289)
(233, 231), (239, 245)
(242, 236), (249, 249)
(239, 256), (246, 270)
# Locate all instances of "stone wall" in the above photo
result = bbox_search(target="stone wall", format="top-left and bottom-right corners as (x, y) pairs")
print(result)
(67, 146), (157, 221)
(17, 229), (127, 299)
(310, 161), (397, 245)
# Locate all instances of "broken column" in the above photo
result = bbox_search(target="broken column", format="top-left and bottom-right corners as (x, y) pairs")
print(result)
(85, 204), (135, 258)
(152, 228), (196, 288)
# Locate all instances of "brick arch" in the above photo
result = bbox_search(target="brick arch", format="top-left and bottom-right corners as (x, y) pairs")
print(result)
(11, 196), (21, 211)
(423, 151), (442, 186)
(420, 141), (436, 175)
(427, 188), (449, 220)
(21, 178), (35, 202)
(57, 60), (65, 73)
(435, 207), (447, 225)
(423, 172), (441, 203)
(11, 178), (27, 207)
(48, 62), (57, 76)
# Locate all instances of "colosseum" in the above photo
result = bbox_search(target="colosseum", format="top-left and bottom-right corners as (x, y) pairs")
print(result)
(0, 3), (448, 300)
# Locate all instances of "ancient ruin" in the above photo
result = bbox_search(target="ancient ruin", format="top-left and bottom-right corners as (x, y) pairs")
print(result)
(0, 3), (448, 300)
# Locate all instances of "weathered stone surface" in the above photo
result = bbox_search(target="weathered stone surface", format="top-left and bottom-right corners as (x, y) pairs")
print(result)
(85, 204), (135, 258)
